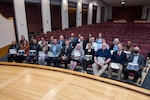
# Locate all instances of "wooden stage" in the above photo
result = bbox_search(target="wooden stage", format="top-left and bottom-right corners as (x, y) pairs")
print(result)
(0, 62), (149, 100)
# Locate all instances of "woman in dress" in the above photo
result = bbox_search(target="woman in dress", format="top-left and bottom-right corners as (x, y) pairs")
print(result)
(69, 43), (85, 70)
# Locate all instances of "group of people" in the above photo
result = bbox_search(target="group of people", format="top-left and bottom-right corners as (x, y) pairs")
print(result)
(7, 33), (146, 84)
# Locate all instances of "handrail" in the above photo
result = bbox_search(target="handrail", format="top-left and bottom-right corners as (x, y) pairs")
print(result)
(0, 62), (150, 96)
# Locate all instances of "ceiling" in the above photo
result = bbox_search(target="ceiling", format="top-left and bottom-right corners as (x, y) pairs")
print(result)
(102, 0), (150, 7)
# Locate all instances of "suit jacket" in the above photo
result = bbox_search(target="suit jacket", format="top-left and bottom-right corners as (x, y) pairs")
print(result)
(50, 44), (61, 57)
(58, 40), (65, 48)
(77, 40), (87, 50)
(127, 54), (145, 70)
(60, 46), (72, 57)
(112, 51), (127, 65)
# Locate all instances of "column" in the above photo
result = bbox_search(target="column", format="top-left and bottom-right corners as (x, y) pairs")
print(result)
(13, 0), (28, 41)
(76, 1), (82, 27)
(41, 0), (51, 33)
(87, 2), (93, 25)
(96, 5), (101, 23)
(61, 0), (69, 30)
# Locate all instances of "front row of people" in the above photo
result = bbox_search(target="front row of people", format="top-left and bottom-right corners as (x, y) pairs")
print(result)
(7, 39), (145, 84)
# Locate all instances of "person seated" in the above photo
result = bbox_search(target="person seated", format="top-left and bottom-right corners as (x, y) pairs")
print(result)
(98, 39), (109, 49)
(68, 32), (77, 45)
(57, 40), (72, 69)
(29, 36), (35, 45)
(69, 43), (85, 70)
(96, 33), (103, 44)
(38, 41), (49, 65)
(48, 36), (54, 45)
(19, 35), (27, 44)
(82, 42), (95, 73)
(77, 35), (86, 50)
(110, 38), (120, 51)
(86, 33), (92, 43)
(7, 40), (19, 62)
(15, 40), (29, 63)
(69, 37), (76, 49)
(86, 37), (99, 52)
(25, 38), (40, 64)
(123, 41), (134, 53)
(124, 46), (145, 83)
(92, 43), (111, 76)
(108, 43), (127, 80)
(77, 33), (81, 43)
(45, 39), (61, 67)
(58, 35), (65, 49)
(38, 36), (47, 46)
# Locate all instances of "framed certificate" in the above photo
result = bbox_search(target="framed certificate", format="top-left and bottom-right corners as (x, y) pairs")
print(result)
(9, 49), (17, 54)
(84, 55), (92, 61)
(127, 63), (139, 71)
(18, 50), (25, 55)
(29, 50), (36, 56)
(39, 51), (45, 57)
(110, 62), (120, 69)
(74, 51), (81, 57)
(97, 57), (105, 64)
(48, 51), (54, 57)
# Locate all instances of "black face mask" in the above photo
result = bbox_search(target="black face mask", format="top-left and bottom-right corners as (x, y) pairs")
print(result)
(134, 50), (139, 54)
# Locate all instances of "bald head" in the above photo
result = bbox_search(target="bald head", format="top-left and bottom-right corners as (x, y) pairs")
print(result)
(102, 43), (107, 50)
(134, 46), (140, 54)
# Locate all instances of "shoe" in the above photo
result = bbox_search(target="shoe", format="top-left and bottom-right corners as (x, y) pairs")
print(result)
(81, 70), (84, 73)
(83, 71), (87, 74)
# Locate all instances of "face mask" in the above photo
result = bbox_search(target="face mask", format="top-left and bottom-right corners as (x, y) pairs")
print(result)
(134, 50), (139, 54)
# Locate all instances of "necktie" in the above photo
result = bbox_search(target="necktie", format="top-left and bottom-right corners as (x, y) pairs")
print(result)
(118, 51), (120, 58)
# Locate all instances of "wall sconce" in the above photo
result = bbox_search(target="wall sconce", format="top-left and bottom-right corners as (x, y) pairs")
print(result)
(121, 0), (125, 6)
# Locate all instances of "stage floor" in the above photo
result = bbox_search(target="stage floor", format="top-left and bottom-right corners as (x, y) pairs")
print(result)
(0, 62), (149, 100)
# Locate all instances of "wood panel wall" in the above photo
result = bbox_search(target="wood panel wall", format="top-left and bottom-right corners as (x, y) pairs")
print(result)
(25, 3), (42, 33)
(82, 8), (87, 25)
(112, 6), (142, 22)
(51, 5), (62, 30)
(68, 7), (76, 28)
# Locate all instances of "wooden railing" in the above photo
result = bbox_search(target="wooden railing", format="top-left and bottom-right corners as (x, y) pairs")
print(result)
(0, 62), (150, 96)
(0, 44), (10, 58)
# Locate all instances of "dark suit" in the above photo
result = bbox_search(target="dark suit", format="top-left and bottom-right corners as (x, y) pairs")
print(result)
(25, 44), (40, 64)
(58, 40), (65, 48)
(111, 51), (127, 66)
(57, 46), (72, 68)
(108, 51), (127, 80)
(124, 54), (145, 82)
(77, 40), (87, 50)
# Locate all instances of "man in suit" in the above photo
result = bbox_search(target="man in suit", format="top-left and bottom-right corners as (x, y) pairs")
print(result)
(25, 38), (40, 64)
(58, 35), (65, 49)
(124, 46), (145, 83)
(57, 40), (72, 69)
(108, 43), (127, 80)
(77, 35), (86, 50)
(45, 39), (61, 67)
